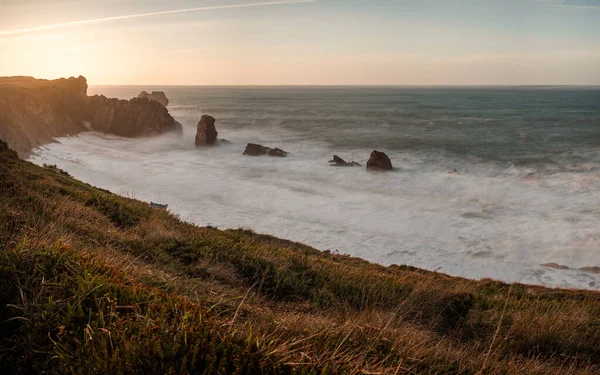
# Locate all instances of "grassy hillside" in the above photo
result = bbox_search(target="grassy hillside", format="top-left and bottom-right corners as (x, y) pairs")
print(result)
(1, 140), (600, 374)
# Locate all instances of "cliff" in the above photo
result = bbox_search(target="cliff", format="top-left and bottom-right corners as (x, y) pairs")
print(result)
(0, 76), (181, 158)
(0, 76), (89, 157)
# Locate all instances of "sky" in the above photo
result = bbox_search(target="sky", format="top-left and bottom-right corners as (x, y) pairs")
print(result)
(0, 0), (599, 85)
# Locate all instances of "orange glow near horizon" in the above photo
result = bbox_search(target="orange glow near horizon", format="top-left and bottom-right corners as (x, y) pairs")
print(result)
(1, 0), (599, 85)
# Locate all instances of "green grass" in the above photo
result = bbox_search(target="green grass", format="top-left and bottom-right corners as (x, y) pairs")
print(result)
(1, 139), (600, 374)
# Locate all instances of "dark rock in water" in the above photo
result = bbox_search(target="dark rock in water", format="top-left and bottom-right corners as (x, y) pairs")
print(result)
(329, 155), (360, 167)
(243, 143), (268, 156)
(88, 95), (182, 137)
(366, 150), (393, 171)
(137, 91), (169, 107)
(195, 115), (218, 146)
(243, 143), (287, 157)
(541, 263), (570, 270)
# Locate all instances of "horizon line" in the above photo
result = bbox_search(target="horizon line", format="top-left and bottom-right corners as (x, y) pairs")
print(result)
(87, 84), (600, 87)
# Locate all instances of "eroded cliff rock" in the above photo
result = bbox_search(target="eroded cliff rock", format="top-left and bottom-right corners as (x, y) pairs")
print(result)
(0, 76), (183, 157)
(0, 76), (89, 157)
(88, 95), (182, 137)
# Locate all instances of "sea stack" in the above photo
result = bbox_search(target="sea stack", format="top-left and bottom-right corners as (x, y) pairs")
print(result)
(366, 150), (393, 171)
(195, 115), (218, 146)
(137, 91), (169, 107)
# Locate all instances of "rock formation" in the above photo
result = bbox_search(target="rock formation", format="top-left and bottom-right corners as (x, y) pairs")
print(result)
(137, 91), (169, 107)
(195, 115), (218, 146)
(366, 150), (393, 171)
(243, 143), (288, 157)
(329, 155), (360, 167)
(0, 76), (184, 157)
(87, 95), (182, 137)
(0, 76), (89, 157)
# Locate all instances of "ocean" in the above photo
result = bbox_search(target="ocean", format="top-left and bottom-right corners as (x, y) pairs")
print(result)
(30, 86), (600, 289)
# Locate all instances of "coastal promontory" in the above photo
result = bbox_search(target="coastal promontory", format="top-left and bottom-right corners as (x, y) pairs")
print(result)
(0, 75), (181, 157)
(0, 76), (89, 157)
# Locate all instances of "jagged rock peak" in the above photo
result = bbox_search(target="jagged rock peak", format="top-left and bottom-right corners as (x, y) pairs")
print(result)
(137, 90), (169, 107)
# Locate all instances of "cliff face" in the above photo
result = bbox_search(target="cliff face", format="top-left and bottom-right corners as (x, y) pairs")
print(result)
(0, 76), (89, 157)
(88, 95), (182, 137)
(0, 76), (182, 158)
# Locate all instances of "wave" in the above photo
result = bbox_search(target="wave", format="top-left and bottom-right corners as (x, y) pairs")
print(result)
(29, 123), (600, 290)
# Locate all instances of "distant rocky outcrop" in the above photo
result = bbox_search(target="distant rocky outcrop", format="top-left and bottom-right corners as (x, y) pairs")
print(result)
(195, 115), (218, 146)
(137, 91), (169, 107)
(243, 143), (288, 157)
(87, 95), (182, 137)
(366, 150), (393, 171)
(0, 76), (90, 157)
(329, 155), (360, 167)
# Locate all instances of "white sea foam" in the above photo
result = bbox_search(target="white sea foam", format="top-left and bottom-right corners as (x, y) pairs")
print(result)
(29, 120), (600, 290)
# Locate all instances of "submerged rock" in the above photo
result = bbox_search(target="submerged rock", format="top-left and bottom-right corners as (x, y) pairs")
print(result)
(195, 115), (218, 146)
(243, 143), (288, 157)
(366, 150), (393, 171)
(268, 148), (288, 157)
(137, 91), (169, 107)
(541, 263), (570, 270)
(88, 95), (182, 137)
(580, 266), (600, 274)
(329, 155), (360, 167)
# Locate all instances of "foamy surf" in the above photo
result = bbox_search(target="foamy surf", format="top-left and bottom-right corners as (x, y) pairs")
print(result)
(29, 86), (600, 290)
(29, 129), (600, 290)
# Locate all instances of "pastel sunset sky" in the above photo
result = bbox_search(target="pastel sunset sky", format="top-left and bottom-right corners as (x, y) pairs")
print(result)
(1, 0), (599, 85)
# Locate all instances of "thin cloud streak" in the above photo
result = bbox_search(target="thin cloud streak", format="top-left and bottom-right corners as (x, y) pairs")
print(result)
(0, 0), (315, 36)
